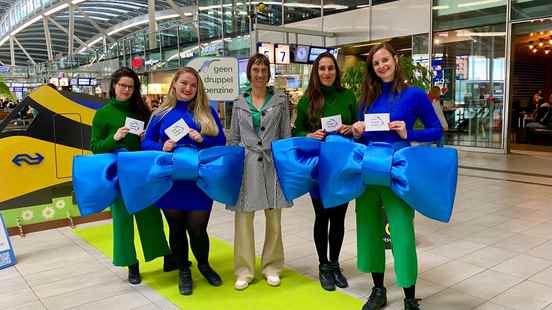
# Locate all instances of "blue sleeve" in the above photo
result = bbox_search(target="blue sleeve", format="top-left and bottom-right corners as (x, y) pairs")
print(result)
(407, 89), (443, 142)
(141, 114), (164, 150)
(201, 107), (226, 147)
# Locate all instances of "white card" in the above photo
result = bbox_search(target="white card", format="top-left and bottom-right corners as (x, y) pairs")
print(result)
(164, 118), (190, 142)
(124, 117), (145, 135)
(321, 115), (342, 132)
(364, 113), (390, 131)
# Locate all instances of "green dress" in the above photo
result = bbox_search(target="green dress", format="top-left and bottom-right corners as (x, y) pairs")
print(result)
(90, 98), (170, 266)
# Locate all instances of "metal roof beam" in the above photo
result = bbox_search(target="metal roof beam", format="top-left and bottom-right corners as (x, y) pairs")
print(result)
(75, 6), (114, 43)
(43, 17), (53, 61)
(12, 36), (36, 65)
(47, 16), (87, 49)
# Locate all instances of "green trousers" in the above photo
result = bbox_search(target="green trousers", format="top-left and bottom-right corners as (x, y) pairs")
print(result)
(356, 186), (417, 288)
(111, 199), (171, 267)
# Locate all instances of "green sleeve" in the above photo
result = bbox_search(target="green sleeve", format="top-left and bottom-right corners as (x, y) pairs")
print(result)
(293, 96), (311, 137)
(90, 109), (120, 154)
(349, 90), (359, 123)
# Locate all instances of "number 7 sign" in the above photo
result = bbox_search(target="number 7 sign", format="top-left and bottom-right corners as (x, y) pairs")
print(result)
(275, 44), (290, 64)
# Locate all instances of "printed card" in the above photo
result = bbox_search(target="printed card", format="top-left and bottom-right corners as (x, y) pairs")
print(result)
(364, 113), (390, 131)
(124, 117), (145, 135)
(321, 115), (343, 132)
(164, 118), (190, 142)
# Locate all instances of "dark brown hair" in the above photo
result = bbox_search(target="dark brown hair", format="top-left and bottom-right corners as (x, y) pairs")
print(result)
(246, 53), (271, 83)
(306, 52), (343, 128)
(109, 67), (150, 123)
(359, 43), (406, 113)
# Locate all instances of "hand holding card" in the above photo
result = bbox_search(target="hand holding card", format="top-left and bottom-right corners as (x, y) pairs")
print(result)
(124, 117), (145, 135)
(321, 115), (342, 132)
(164, 118), (190, 142)
(364, 113), (390, 132)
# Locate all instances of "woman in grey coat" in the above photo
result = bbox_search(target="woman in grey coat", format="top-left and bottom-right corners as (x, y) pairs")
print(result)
(228, 53), (292, 290)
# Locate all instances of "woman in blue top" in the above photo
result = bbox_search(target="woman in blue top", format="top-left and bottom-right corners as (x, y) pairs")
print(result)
(142, 67), (226, 296)
(351, 43), (442, 310)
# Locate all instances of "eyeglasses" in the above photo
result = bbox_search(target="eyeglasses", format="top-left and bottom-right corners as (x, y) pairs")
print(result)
(116, 83), (134, 90)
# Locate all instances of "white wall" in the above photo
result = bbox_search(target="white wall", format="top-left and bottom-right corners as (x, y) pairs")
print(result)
(261, 0), (431, 47)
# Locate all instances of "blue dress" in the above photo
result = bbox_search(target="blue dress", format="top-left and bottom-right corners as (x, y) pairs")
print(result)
(357, 83), (443, 147)
(141, 100), (226, 211)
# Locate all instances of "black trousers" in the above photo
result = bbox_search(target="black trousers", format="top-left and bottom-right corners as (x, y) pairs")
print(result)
(311, 197), (348, 264)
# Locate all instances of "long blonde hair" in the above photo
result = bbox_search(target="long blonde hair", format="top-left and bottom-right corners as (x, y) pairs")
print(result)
(156, 67), (219, 136)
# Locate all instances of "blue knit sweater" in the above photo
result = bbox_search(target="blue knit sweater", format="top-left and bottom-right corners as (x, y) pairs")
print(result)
(141, 100), (226, 211)
(357, 83), (443, 148)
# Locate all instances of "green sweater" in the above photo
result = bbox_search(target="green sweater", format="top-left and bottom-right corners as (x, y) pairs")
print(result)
(90, 98), (143, 154)
(293, 85), (358, 136)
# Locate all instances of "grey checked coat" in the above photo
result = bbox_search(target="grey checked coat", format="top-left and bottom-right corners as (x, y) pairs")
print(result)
(227, 89), (292, 211)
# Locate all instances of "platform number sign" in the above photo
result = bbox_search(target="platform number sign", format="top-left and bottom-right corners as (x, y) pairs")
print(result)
(257, 43), (275, 64)
(0, 214), (16, 270)
(275, 44), (290, 64)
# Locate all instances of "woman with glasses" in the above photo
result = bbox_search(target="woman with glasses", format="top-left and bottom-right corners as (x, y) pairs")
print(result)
(142, 67), (226, 295)
(90, 67), (171, 285)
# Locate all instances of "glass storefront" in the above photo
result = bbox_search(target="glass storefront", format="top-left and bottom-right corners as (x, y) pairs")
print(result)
(512, 0), (552, 21)
(432, 0), (506, 32)
(433, 25), (506, 149)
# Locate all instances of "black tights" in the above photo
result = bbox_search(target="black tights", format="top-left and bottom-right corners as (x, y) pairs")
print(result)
(312, 198), (348, 264)
(372, 272), (415, 299)
(163, 208), (211, 270)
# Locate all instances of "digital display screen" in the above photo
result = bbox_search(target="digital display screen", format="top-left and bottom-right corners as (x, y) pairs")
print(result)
(90, 79), (97, 86)
(308, 47), (330, 63)
(294, 45), (310, 63)
(78, 78), (90, 86)
(70, 79), (78, 86)
(59, 78), (69, 87)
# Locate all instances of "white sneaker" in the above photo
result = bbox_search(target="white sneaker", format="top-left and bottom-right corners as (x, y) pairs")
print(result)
(266, 275), (280, 287)
(234, 279), (249, 290)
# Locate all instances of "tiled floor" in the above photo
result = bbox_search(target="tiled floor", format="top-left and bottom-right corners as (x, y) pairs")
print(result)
(3, 152), (552, 309)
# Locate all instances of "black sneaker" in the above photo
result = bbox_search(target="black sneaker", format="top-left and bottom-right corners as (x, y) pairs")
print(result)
(404, 298), (421, 310)
(329, 262), (348, 288)
(362, 287), (387, 310)
(163, 254), (178, 272)
(179, 268), (193, 295)
(198, 264), (222, 286)
(319, 263), (336, 291)
(128, 263), (141, 285)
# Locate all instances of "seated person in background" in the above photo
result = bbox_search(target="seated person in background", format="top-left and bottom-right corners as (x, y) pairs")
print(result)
(526, 95), (551, 129)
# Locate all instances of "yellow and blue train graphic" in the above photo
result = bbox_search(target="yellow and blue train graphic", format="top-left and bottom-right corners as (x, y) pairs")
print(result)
(0, 86), (105, 230)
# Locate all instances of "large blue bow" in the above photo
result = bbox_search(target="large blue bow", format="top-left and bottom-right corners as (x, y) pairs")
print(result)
(117, 146), (244, 214)
(271, 135), (352, 202)
(72, 153), (119, 216)
(319, 141), (458, 222)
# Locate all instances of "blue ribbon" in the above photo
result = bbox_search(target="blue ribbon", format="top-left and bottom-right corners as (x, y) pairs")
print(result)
(318, 140), (458, 222)
(72, 153), (119, 216)
(72, 146), (244, 215)
(271, 135), (353, 202)
(117, 146), (244, 214)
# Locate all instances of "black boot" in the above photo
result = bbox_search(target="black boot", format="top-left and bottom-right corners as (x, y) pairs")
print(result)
(179, 268), (193, 295)
(198, 264), (222, 286)
(328, 262), (348, 288)
(362, 287), (387, 310)
(128, 263), (141, 285)
(404, 298), (421, 310)
(319, 263), (336, 291)
(163, 254), (178, 272)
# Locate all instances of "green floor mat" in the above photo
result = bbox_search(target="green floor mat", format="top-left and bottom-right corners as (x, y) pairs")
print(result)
(74, 223), (363, 310)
